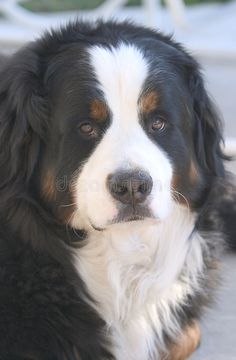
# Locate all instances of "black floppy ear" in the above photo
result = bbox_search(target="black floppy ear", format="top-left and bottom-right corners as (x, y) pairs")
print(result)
(0, 46), (48, 186)
(189, 68), (226, 178)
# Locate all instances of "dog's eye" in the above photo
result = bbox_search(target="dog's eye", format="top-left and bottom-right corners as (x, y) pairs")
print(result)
(79, 123), (96, 136)
(151, 118), (166, 132)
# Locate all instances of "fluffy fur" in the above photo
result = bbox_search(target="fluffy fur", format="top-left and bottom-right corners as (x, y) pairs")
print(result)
(0, 21), (234, 360)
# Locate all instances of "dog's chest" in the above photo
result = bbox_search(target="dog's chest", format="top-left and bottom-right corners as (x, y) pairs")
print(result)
(75, 217), (202, 360)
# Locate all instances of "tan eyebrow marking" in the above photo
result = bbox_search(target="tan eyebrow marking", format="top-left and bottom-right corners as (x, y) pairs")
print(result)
(90, 99), (108, 122)
(140, 91), (159, 114)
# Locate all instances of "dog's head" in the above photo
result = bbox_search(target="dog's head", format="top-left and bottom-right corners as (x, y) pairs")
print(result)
(0, 22), (225, 232)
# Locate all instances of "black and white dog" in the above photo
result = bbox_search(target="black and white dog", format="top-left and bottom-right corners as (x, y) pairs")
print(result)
(0, 21), (234, 360)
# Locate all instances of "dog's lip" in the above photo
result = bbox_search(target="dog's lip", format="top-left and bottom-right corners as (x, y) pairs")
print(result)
(89, 205), (154, 231)
(89, 215), (149, 232)
(112, 214), (154, 225)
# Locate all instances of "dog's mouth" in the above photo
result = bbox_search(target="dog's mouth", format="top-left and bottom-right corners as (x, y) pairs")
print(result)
(114, 205), (153, 223)
(90, 206), (154, 231)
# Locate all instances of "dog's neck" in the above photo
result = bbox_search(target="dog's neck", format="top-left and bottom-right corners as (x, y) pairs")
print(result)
(74, 206), (205, 360)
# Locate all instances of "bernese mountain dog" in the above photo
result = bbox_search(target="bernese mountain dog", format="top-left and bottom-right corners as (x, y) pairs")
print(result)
(0, 21), (235, 360)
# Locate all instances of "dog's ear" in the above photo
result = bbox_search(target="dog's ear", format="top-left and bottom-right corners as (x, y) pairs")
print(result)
(0, 46), (48, 186)
(189, 67), (226, 178)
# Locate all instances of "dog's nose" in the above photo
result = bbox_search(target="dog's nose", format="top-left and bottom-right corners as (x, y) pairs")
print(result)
(107, 170), (153, 205)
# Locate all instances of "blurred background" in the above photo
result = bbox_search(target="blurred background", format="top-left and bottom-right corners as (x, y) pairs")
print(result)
(0, 1), (235, 359)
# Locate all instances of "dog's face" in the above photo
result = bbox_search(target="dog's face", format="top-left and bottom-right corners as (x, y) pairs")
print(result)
(61, 43), (199, 230)
(0, 22), (225, 232)
(41, 43), (197, 231)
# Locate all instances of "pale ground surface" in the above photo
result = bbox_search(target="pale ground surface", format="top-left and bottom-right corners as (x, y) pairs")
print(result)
(0, 2), (235, 359)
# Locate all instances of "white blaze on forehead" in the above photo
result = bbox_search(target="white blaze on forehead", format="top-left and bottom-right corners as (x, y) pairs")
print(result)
(72, 42), (173, 229)
(88, 44), (148, 127)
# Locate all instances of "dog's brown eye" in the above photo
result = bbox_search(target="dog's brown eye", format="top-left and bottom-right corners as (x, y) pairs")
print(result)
(79, 123), (95, 136)
(151, 118), (166, 132)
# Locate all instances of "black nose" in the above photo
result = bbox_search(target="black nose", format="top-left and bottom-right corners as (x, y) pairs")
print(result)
(107, 170), (153, 205)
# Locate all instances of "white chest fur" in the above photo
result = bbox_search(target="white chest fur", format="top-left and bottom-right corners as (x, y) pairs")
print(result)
(75, 207), (205, 360)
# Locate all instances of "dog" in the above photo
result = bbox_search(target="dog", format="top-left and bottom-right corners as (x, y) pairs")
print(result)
(0, 20), (233, 360)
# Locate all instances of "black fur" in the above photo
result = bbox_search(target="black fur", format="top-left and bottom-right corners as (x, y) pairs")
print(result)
(0, 20), (234, 359)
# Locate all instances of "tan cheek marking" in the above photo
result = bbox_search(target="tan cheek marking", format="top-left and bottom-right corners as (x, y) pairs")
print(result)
(140, 91), (159, 114)
(171, 174), (187, 206)
(189, 160), (200, 185)
(161, 321), (201, 360)
(171, 160), (200, 206)
(90, 99), (108, 122)
(41, 171), (57, 201)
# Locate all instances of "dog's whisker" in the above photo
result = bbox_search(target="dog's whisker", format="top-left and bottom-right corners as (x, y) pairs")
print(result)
(171, 187), (190, 213)
(60, 202), (77, 208)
